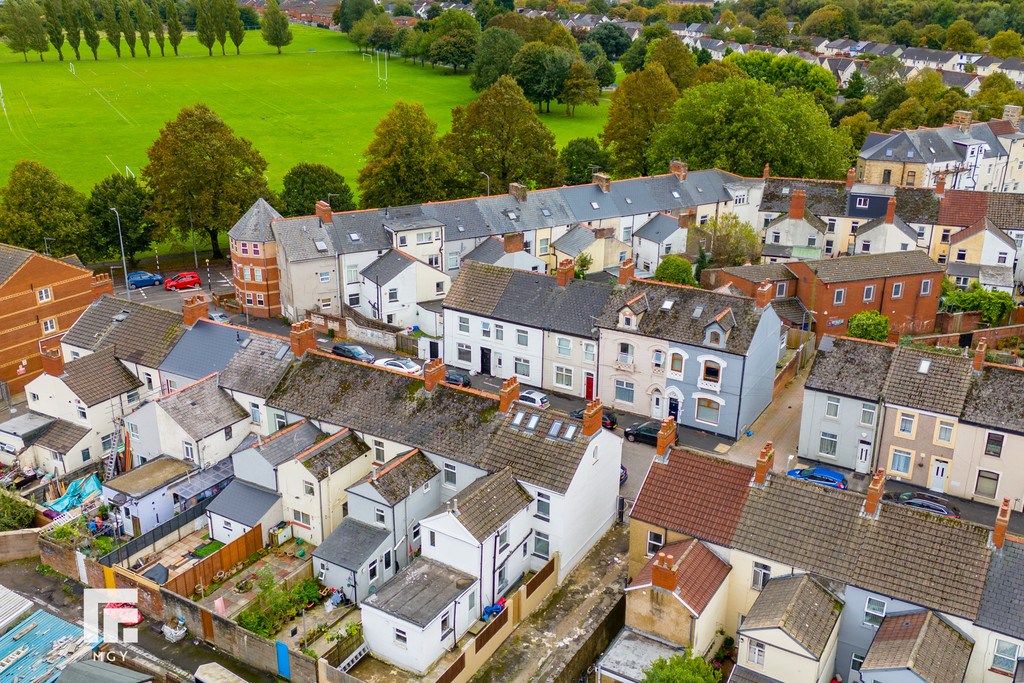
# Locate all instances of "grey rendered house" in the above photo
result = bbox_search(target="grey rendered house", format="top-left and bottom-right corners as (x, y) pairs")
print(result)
(798, 336), (895, 475)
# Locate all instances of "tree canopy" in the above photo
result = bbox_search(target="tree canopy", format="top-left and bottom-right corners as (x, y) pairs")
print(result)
(0, 160), (89, 259)
(653, 255), (697, 286)
(601, 62), (679, 177)
(558, 137), (613, 185)
(261, 0), (292, 53)
(281, 163), (356, 217)
(643, 650), (722, 683)
(697, 214), (762, 267)
(0, 0), (49, 61)
(334, 0), (375, 32)
(587, 21), (630, 60)
(86, 173), (153, 266)
(472, 26), (524, 92)
(847, 310), (890, 341)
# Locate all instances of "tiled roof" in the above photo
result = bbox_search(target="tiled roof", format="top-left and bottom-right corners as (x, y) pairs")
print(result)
(633, 213), (682, 242)
(205, 479), (280, 527)
(227, 198), (282, 243)
(61, 295), (185, 369)
(740, 574), (842, 658)
(806, 336), (896, 402)
(61, 346), (142, 406)
(476, 405), (591, 494)
(552, 224), (597, 256)
(861, 611), (973, 683)
(360, 249), (416, 286)
(630, 450), (751, 547)
(770, 297), (807, 327)
(761, 179), (848, 216)
(313, 517), (390, 571)
(961, 365), (1024, 436)
(301, 429), (370, 481)
(983, 192), (1024, 232)
(463, 236), (505, 264)
(0, 243), (34, 283)
(157, 375), (249, 441)
(158, 319), (251, 381)
(442, 467), (532, 542)
(893, 186), (941, 224)
(977, 539), (1024, 640)
(34, 419), (90, 455)
(267, 352), (501, 464)
(628, 538), (730, 615)
(937, 189), (989, 227)
(243, 419), (322, 467)
(597, 279), (767, 354)
(766, 211), (827, 233)
(361, 450), (440, 505)
(218, 333), (293, 398)
(727, 668), (785, 683)
(719, 264), (796, 282)
(272, 216), (335, 262)
(882, 346), (973, 415)
(807, 251), (942, 283)
(856, 214), (918, 242)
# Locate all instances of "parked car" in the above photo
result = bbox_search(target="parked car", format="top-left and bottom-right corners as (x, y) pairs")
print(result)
(569, 407), (618, 430)
(445, 368), (471, 387)
(518, 390), (550, 409)
(332, 343), (374, 363)
(126, 271), (163, 289)
(623, 420), (661, 445)
(373, 357), (422, 375)
(164, 272), (201, 290)
(786, 466), (849, 490)
(209, 312), (230, 324)
(620, 465), (628, 485)
(883, 491), (960, 518)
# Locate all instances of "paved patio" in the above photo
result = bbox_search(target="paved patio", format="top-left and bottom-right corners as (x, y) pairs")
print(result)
(136, 528), (210, 577)
(199, 539), (313, 618)
(276, 604), (359, 657)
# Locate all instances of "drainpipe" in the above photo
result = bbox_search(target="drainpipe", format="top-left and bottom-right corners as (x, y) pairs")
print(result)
(492, 534), (498, 605)
(734, 354), (746, 440)
(391, 505), (398, 573)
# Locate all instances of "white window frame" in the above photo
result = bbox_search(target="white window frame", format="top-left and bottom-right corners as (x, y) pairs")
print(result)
(516, 329), (529, 346)
(387, 288), (398, 303)
(937, 421), (954, 444)
(752, 562), (770, 590)
(920, 278), (932, 296)
(993, 639), (1019, 673)
(458, 316), (470, 334)
(646, 530), (663, 556)
(833, 288), (845, 305)
(554, 365), (573, 389)
(864, 597), (886, 627)
(863, 284), (875, 302)
(825, 395), (840, 418)
(394, 627), (406, 646)
(533, 530), (550, 558)
(37, 287), (52, 303)
(747, 639), (766, 666)
(856, 197), (869, 208)
(860, 403), (876, 426)
(319, 271), (330, 283)
(457, 343), (471, 363)
(556, 337), (571, 357)
(615, 379), (635, 403)
(443, 462), (457, 488)
(536, 491), (550, 521)
(892, 281), (904, 299)
(583, 343), (595, 363)
(898, 413), (915, 436)
(819, 432), (838, 457)
(891, 448), (913, 475)
(42, 318), (56, 334)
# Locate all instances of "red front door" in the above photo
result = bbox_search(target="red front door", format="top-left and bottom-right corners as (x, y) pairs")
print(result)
(585, 373), (595, 401)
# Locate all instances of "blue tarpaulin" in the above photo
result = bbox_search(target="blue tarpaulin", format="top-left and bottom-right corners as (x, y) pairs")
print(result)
(45, 474), (103, 513)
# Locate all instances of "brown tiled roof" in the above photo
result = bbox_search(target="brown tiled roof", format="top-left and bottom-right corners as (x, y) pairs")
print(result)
(983, 192), (1024, 232)
(300, 429), (371, 481)
(628, 538), (731, 615)
(961, 365), (1024, 436)
(630, 450), (751, 547)
(882, 346), (974, 415)
(442, 467), (532, 542)
(361, 450), (440, 505)
(988, 119), (1018, 136)
(33, 419), (90, 455)
(937, 189), (989, 227)
(719, 264), (797, 283)
(61, 295), (185, 370)
(156, 375), (249, 441)
(950, 217), (1017, 248)
(740, 574), (842, 658)
(861, 611), (973, 683)
(61, 347), (143, 407)
(806, 336), (896, 402)
(807, 251), (942, 283)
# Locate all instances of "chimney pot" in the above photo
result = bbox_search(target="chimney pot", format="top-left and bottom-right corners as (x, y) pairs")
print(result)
(424, 358), (445, 391)
(509, 183), (528, 203)
(556, 258), (575, 287)
(183, 295), (209, 327)
(763, 163), (770, 180)
(503, 232), (525, 254)
(592, 173), (611, 193)
(846, 167), (856, 189)
(994, 497), (1011, 549)
(885, 196), (896, 224)
(656, 417), (676, 457)
(864, 468), (885, 516)
(1002, 104), (1022, 129)
(789, 190), (806, 221)
(618, 259), (635, 285)
(582, 399), (603, 438)
(315, 200), (332, 226)
(973, 341), (987, 372)
(40, 347), (64, 377)
(669, 159), (687, 181)
(290, 319), (317, 358)
(935, 173), (946, 196)
(499, 376), (520, 412)
(754, 442), (774, 485)
(755, 278), (773, 309)
(651, 551), (677, 591)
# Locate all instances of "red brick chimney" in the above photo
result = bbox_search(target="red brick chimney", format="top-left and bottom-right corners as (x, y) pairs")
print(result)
(656, 417), (676, 458)
(865, 468), (885, 516)
(315, 200), (332, 225)
(754, 442), (774, 485)
(755, 279), (773, 309)
(510, 183), (528, 203)
(91, 273), (114, 301)
(41, 348), (64, 377)
(618, 259), (635, 285)
(763, 163), (770, 180)
(593, 226), (614, 240)
(499, 376), (520, 412)
(651, 552), (676, 591)
(935, 173), (946, 196)
(556, 258), (574, 287)
(846, 167), (856, 189)
(183, 295), (209, 327)
(885, 196), (896, 224)
(424, 358), (444, 391)
(669, 160), (687, 181)
(973, 341), (987, 372)
(290, 319), (316, 357)
(789, 190), (806, 220)
(582, 399), (603, 438)
(503, 232), (524, 253)
(592, 173), (611, 193)
(994, 497), (1011, 549)
(678, 211), (695, 229)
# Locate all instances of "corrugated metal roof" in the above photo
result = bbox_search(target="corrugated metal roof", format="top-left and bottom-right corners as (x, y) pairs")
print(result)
(0, 609), (97, 683)
(0, 585), (31, 634)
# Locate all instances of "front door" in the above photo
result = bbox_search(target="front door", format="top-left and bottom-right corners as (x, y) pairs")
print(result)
(480, 348), (491, 375)
(131, 515), (141, 537)
(651, 393), (663, 418)
(856, 440), (871, 474)
(929, 459), (949, 492)
(585, 373), (595, 401)
(668, 397), (680, 421)
(429, 341), (439, 360)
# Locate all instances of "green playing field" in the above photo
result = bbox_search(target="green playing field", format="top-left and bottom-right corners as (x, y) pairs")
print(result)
(0, 25), (609, 193)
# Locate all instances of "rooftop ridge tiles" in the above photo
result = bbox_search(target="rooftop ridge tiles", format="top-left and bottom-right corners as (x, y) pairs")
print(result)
(295, 427), (350, 461)
(154, 371), (218, 402)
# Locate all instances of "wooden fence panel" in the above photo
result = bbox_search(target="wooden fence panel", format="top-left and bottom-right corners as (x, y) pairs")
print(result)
(435, 653), (465, 683)
(474, 608), (508, 654)
(526, 557), (555, 598)
(166, 525), (262, 596)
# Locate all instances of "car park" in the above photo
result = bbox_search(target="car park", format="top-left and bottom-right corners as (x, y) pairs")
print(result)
(332, 343), (375, 363)
(623, 420), (661, 445)
(786, 466), (849, 490)
(373, 357), (422, 375)
(164, 272), (201, 290)
(568, 407), (617, 429)
(518, 390), (550, 409)
(883, 491), (960, 518)
(127, 271), (163, 289)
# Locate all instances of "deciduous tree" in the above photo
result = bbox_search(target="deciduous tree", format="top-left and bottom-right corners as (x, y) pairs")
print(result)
(944, 19), (983, 51)
(653, 255), (696, 285)
(165, 0), (182, 54)
(558, 137), (613, 185)
(643, 650), (721, 683)
(0, 160), (89, 259)
(560, 59), (599, 116)
(151, 1), (164, 54)
(700, 214), (761, 267)
(333, 0), (374, 32)
(261, 0), (292, 53)
(471, 26), (523, 91)
(587, 20), (630, 60)
(429, 27), (476, 71)
(620, 35), (647, 72)
(647, 34), (697, 91)
(847, 311), (890, 341)
(755, 8), (788, 47)
(87, 173), (154, 266)
(227, 0), (243, 53)
(601, 62), (678, 177)
(990, 29), (1024, 58)
(281, 163), (355, 216)
(80, 0), (101, 58)
(43, 0), (65, 60)
(1, 0), (49, 60)
(102, 0), (121, 55)
(544, 21), (577, 53)
(62, 0), (81, 58)
(142, 103), (270, 259)
(591, 53), (615, 87)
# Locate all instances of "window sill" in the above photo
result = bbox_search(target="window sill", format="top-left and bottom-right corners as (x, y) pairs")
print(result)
(534, 514), (550, 522)
(532, 553), (549, 560)
(989, 668), (1015, 678)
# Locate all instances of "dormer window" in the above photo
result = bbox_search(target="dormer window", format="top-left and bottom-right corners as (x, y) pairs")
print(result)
(622, 314), (633, 327)
(709, 331), (721, 345)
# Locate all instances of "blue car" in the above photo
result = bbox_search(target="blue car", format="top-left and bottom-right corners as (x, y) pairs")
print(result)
(127, 271), (163, 289)
(786, 466), (848, 490)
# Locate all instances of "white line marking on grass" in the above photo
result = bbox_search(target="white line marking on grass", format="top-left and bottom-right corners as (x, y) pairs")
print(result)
(121, 64), (146, 78)
(105, 155), (121, 172)
(93, 88), (133, 124)
(20, 92), (39, 127)
(0, 96), (10, 132)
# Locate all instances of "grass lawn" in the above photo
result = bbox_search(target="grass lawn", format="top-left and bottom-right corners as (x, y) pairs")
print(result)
(0, 26), (609, 194)
(194, 540), (225, 558)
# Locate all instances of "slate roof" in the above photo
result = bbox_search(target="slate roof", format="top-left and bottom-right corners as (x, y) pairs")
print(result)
(761, 178), (848, 216)
(272, 216), (335, 262)
(860, 123), (1010, 164)
(205, 479), (281, 526)
(360, 450), (439, 505)
(157, 375), (249, 440)
(770, 297), (807, 327)
(977, 539), (1024, 640)
(806, 251), (942, 283)
(552, 224), (597, 256)
(937, 189), (989, 227)
(441, 467), (532, 542)
(61, 346), (142, 406)
(766, 211), (828, 233)
(267, 352), (501, 464)
(363, 556), (475, 628)
(57, 660), (154, 683)
(893, 186), (942, 224)
(61, 295), (185, 369)
(719, 264), (796, 283)
(312, 517), (390, 571)
(740, 574), (842, 658)
(0, 243), (34, 283)
(476, 405), (591, 494)
(463, 237), (506, 264)
(248, 420), (323, 467)
(882, 346), (974, 415)
(856, 214), (919, 242)
(961, 365), (1024, 436)
(227, 198), (282, 243)
(444, 262), (613, 338)
(34, 419), (90, 455)
(861, 611), (972, 683)
(805, 336), (896, 402)
(158, 319), (251, 381)
(628, 538), (731, 615)
(218, 333), (293, 398)
(360, 249), (416, 286)
(301, 429), (370, 480)
(634, 213), (682, 242)
(327, 209), (393, 255)
(596, 279), (767, 354)
(727, 668), (785, 683)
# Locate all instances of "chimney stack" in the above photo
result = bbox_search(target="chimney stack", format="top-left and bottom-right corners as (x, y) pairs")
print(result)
(315, 200), (332, 226)
(993, 497), (1011, 549)
(669, 159), (687, 181)
(453, 497), (460, 515)
(592, 173), (611, 193)
(503, 232), (524, 254)
(846, 167), (856, 189)
(754, 442), (774, 486)
(183, 295), (209, 327)
(935, 173), (946, 196)
(498, 376), (520, 412)
(678, 211), (695, 229)
(618, 259), (635, 285)
(1002, 104), (1022, 129)
(510, 182), (528, 203)
(593, 226), (614, 240)
(763, 163), (770, 180)
(290, 319), (317, 358)
(424, 358), (445, 391)
(651, 552), (677, 591)
(755, 278), (773, 309)
(789, 190), (806, 220)
(582, 399), (603, 438)
(556, 258), (575, 287)
(91, 273), (114, 301)
(40, 347), (64, 377)
(973, 341), (987, 372)
(656, 417), (676, 460)
(953, 109), (973, 133)
(885, 196), (896, 224)
(864, 468), (886, 516)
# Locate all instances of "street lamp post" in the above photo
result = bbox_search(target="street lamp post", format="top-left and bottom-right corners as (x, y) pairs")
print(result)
(109, 208), (131, 302)
(480, 172), (490, 197)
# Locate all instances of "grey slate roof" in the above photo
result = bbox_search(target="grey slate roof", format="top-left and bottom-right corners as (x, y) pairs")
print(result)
(634, 213), (682, 242)
(761, 178), (848, 216)
(860, 123), (1010, 164)
(157, 375), (249, 440)
(770, 297), (807, 327)
(728, 668), (785, 683)
(61, 346), (142, 406)
(0, 243), (33, 283)
(360, 249), (416, 286)
(218, 333), (293, 398)
(312, 517), (390, 571)
(227, 198), (282, 243)
(806, 336), (896, 402)
(205, 478), (281, 527)
(250, 419), (323, 467)
(301, 429), (370, 481)
(272, 216), (335, 263)
(882, 346), (974, 415)
(362, 556), (475, 628)
(360, 450), (440, 505)
(961, 365), (1024, 435)
(551, 224), (597, 256)
(61, 296), (185, 369)
(444, 262), (614, 338)
(328, 210), (393, 255)
(807, 251), (943, 283)
(740, 574), (842, 658)
(438, 467), (532, 542)
(463, 237), (506, 264)
(158, 319), (251, 381)
(977, 539), (1024, 640)
(719, 264), (796, 283)
(57, 660), (154, 683)
(34, 419), (90, 455)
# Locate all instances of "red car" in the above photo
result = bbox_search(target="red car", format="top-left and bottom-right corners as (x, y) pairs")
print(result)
(164, 272), (201, 291)
(106, 602), (144, 626)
